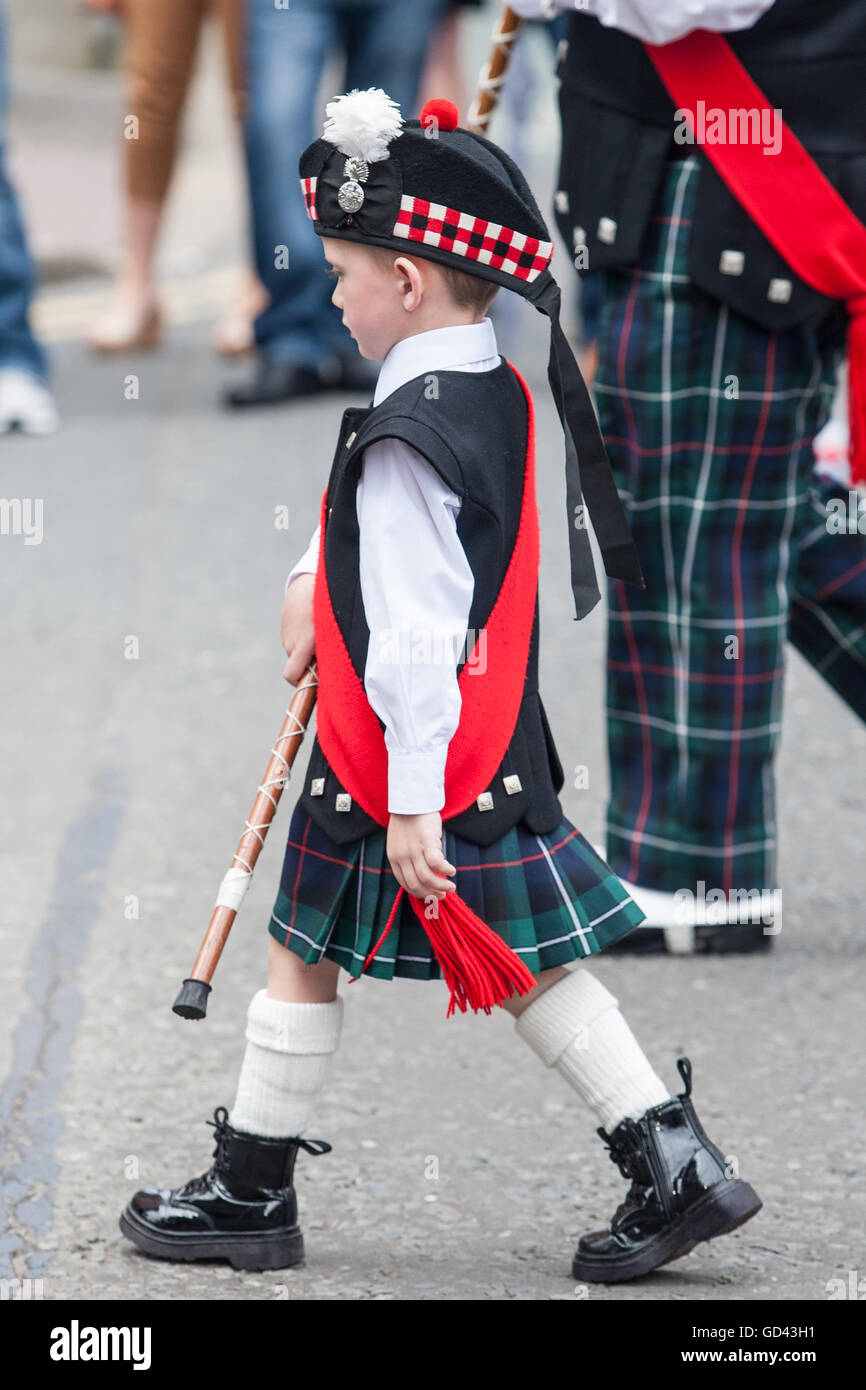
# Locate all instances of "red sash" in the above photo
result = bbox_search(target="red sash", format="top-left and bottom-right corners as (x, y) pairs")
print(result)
(310, 362), (540, 1016)
(645, 30), (866, 485)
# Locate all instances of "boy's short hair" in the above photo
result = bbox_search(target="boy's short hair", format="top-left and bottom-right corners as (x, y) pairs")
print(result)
(365, 244), (499, 316)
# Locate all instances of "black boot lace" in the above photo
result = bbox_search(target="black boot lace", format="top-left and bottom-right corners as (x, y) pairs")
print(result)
(597, 1121), (654, 1232)
(207, 1105), (233, 1166)
(172, 1111), (332, 1201)
(597, 1119), (643, 1182)
(173, 1106), (232, 1199)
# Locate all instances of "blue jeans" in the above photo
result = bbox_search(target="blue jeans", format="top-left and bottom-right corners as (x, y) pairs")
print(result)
(0, 5), (47, 380)
(243, 0), (449, 366)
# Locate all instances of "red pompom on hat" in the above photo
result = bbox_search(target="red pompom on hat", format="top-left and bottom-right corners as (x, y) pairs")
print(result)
(420, 97), (459, 131)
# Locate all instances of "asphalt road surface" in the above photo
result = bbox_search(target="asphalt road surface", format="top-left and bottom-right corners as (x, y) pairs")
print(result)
(1, 321), (864, 1302)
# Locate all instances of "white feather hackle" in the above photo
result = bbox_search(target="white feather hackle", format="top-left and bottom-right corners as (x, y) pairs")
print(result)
(323, 88), (404, 164)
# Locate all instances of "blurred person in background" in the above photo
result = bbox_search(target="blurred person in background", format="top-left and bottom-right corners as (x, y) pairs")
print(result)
(469, 3), (598, 376)
(224, 0), (452, 408)
(83, 0), (265, 357)
(417, 0), (483, 114)
(0, 2), (57, 434)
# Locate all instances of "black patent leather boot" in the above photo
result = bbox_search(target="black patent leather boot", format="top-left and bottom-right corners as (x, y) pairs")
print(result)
(119, 1107), (332, 1271)
(572, 1058), (761, 1283)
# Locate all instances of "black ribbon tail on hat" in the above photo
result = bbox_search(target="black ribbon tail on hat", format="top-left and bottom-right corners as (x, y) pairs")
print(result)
(527, 276), (645, 621)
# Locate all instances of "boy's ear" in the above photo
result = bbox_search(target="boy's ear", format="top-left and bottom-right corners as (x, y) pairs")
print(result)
(393, 254), (424, 310)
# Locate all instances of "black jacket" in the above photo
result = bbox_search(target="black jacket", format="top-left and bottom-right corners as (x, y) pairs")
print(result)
(555, 0), (866, 331)
(298, 360), (566, 847)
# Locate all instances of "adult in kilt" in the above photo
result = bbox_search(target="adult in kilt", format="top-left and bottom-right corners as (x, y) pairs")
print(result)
(120, 88), (762, 1285)
(514, 0), (866, 951)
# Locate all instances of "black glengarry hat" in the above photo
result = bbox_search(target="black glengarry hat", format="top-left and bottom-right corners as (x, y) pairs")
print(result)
(299, 90), (643, 620)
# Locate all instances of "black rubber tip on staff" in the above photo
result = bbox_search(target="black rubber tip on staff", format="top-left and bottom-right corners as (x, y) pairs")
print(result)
(172, 978), (212, 1020)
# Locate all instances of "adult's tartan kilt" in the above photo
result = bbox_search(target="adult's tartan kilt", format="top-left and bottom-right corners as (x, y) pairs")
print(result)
(267, 797), (645, 982)
(594, 155), (865, 898)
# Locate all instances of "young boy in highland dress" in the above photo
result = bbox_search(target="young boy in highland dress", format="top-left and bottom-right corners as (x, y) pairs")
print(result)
(120, 89), (762, 1285)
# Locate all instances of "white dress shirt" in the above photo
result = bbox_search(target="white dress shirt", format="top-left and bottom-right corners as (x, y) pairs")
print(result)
(285, 317), (501, 815)
(507, 0), (774, 45)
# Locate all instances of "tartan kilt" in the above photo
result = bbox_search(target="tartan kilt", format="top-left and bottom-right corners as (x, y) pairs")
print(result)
(593, 154), (853, 896)
(267, 797), (645, 982)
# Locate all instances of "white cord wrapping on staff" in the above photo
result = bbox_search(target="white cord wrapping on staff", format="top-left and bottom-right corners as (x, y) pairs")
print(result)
(467, 7), (522, 131)
(214, 866), (253, 912)
(229, 666), (319, 882)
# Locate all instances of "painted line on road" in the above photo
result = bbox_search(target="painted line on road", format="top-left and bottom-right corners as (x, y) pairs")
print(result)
(0, 753), (126, 1282)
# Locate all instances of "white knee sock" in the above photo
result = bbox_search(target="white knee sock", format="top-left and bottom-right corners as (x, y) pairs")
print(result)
(514, 968), (670, 1132)
(229, 989), (344, 1139)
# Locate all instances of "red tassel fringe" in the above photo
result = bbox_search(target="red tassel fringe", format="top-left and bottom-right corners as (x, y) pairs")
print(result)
(358, 886), (537, 1018)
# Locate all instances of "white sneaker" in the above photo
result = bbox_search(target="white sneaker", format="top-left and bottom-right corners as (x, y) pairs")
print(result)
(0, 369), (60, 436)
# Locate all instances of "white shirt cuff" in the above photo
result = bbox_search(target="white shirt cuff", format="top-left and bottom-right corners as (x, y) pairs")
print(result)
(386, 744), (448, 815)
(284, 565), (316, 595)
(284, 523), (321, 594)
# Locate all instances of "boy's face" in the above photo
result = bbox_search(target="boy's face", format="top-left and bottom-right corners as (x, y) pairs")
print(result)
(322, 237), (404, 362)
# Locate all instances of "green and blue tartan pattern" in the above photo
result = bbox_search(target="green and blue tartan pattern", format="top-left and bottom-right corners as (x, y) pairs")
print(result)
(594, 156), (865, 896)
(267, 798), (645, 982)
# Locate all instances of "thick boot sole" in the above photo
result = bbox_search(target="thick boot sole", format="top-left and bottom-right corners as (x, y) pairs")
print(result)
(609, 926), (773, 956)
(606, 928), (667, 955)
(572, 1179), (762, 1284)
(695, 924), (774, 954)
(119, 1207), (305, 1272)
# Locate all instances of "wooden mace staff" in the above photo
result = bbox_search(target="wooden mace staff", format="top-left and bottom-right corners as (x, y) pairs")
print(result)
(172, 663), (319, 1019)
(466, 5), (524, 135)
(173, 6), (526, 1021)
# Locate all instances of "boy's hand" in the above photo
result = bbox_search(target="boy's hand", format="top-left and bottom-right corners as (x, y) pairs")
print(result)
(387, 811), (457, 902)
(281, 573), (316, 685)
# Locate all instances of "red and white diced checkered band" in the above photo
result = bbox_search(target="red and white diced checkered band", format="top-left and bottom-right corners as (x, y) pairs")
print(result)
(301, 176), (318, 222)
(298, 179), (553, 285)
(393, 195), (553, 283)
